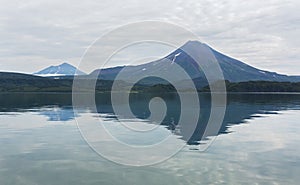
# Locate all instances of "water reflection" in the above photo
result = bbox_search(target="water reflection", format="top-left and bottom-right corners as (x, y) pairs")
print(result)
(0, 93), (300, 184)
(0, 93), (300, 145)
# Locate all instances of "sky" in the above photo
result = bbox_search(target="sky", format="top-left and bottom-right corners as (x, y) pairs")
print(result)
(0, 0), (299, 75)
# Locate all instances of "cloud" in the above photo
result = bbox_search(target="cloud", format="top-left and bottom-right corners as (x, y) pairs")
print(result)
(0, 0), (299, 74)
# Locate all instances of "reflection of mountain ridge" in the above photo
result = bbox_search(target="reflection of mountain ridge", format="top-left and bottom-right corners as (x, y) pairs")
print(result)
(0, 93), (299, 144)
(38, 106), (77, 122)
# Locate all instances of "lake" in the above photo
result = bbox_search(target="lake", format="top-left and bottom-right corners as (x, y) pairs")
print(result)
(0, 93), (299, 184)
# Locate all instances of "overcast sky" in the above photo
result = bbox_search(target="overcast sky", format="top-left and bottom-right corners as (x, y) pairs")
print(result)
(0, 0), (299, 75)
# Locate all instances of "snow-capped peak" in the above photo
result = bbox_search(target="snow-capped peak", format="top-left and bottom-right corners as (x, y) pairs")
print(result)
(34, 62), (86, 76)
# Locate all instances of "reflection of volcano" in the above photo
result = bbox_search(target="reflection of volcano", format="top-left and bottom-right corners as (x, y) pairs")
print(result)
(38, 106), (77, 122)
(0, 93), (300, 144)
(123, 93), (300, 145)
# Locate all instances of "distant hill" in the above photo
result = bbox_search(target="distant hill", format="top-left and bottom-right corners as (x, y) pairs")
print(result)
(0, 72), (300, 93)
(0, 72), (128, 92)
(202, 80), (300, 93)
(0, 72), (73, 92)
(34, 62), (86, 76)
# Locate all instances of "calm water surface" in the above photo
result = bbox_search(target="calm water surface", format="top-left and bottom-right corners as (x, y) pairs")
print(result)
(0, 93), (299, 185)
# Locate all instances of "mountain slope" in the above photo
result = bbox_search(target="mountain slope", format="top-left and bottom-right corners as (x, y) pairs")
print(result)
(34, 62), (86, 76)
(210, 46), (300, 82)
